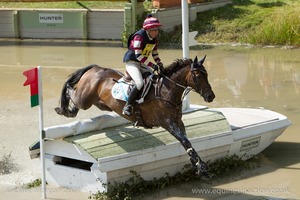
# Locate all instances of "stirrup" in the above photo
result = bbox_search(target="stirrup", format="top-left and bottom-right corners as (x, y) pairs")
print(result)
(122, 104), (133, 116)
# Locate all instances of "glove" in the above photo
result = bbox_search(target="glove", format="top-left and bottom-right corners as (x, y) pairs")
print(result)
(157, 62), (164, 73)
(157, 61), (164, 68)
(152, 64), (159, 71)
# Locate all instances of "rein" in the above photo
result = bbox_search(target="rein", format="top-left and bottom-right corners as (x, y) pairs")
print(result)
(161, 74), (193, 102)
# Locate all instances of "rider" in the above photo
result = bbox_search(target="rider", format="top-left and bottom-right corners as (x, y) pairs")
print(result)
(122, 14), (164, 116)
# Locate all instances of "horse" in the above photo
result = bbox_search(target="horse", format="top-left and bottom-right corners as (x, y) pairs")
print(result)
(55, 55), (215, 177)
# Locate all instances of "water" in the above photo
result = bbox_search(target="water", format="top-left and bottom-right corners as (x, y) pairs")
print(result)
(0, 40), (299, 199)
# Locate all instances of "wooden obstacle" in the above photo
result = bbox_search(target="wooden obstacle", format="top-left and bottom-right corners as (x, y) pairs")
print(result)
(30, 107), (233, 192)
(29, 106), (290, 192)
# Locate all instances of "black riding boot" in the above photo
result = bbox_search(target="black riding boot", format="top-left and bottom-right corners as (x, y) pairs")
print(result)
(122, 86), (139, 116)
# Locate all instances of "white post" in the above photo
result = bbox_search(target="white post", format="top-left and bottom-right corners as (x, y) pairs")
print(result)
(181, 0), (189, 59)
(38, 66), (46, 199)
(181, 0), (190, 109)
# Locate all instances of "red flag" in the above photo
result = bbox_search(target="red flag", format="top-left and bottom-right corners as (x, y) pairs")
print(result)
(23, 68), (39, 107)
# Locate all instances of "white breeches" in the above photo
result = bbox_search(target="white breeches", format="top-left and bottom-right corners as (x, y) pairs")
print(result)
(125, 61), (152, 90)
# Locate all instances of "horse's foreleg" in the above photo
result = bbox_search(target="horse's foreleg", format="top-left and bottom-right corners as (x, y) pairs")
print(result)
(186, 148), (210, 178)
(164, 119), (210, 178)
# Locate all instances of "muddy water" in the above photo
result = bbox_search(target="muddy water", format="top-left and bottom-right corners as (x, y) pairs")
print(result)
(0, 40), (299, 199)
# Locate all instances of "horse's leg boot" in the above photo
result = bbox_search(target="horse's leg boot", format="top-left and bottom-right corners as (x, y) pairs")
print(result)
(122, 86), (139, 116)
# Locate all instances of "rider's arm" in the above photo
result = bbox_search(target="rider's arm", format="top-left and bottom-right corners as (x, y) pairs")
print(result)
(152, 43), (161, 64)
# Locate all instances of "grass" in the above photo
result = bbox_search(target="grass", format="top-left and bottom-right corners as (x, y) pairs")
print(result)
(23, 179), (42, 189)
(0, 1), (127, 9)
(190, 0), (300, 46)
(248, 5), (300, 46)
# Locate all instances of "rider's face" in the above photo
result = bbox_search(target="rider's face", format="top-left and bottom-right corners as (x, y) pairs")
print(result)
(148, 29), (159, 38)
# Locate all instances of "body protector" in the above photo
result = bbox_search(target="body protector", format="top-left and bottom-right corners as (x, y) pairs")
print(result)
(123, 29), (157, 64)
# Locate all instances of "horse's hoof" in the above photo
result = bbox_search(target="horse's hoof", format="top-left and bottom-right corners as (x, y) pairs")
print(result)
(54, 107), (77, 118)
(54, 107), (62, 115)
(196, 170), (213, 181)
(201, 171), (213, 180)
(195, 160), (213, 180)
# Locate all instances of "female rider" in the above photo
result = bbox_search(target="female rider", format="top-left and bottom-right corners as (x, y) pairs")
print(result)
(122, 14), (164, 116)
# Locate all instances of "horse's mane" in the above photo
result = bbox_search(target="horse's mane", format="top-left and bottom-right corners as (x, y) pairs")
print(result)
(162, 58), (192, 76)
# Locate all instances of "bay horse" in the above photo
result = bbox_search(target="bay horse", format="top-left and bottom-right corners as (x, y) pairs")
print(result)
(55, 56), (215, 177)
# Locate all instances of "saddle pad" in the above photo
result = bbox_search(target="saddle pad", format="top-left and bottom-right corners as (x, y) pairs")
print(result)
(111, 77), (131, 101)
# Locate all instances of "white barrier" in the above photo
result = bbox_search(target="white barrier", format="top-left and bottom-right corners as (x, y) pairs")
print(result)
(44, 112), (129, 139)
(29, 106), (290, 193)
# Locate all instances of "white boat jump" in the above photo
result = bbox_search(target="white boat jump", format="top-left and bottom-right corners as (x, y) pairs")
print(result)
(29, 105), (291, 193)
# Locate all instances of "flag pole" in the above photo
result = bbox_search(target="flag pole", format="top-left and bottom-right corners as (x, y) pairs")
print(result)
(38, 66), (47, 199)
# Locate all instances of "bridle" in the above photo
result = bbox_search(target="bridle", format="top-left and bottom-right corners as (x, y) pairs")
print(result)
(161, 62), (210, 101)
(190, 64), (211, 96)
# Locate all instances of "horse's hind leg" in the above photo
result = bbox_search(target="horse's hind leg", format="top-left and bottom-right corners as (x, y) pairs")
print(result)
(65, 84), (79, 116)
(55, 84), (79, 117)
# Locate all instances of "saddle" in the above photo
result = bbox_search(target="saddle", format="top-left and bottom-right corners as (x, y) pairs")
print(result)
(113, 71), (159, 104)
(112, 71), (160, 128)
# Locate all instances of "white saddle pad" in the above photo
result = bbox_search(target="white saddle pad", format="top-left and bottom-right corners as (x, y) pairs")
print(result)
(111, 77), (132, 102)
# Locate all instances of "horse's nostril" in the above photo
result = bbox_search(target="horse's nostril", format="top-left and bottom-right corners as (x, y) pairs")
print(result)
(211, 94), (215, 100)
(207, 93), (215, 102)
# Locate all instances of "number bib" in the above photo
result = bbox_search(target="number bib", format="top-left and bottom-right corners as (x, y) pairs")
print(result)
(142, 44), (155, 57)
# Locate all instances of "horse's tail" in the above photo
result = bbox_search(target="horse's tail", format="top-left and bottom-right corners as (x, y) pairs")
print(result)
(55, 65), (95, 117)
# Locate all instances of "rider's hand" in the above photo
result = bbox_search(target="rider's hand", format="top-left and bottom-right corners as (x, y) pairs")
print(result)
(157, 61), (164, 68)
(152, 64), (159, 71)
(157, 62), (164, 73)
(153, 64), (164, 75)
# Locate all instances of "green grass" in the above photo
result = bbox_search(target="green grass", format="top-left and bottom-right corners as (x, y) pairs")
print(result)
(0, 1), (127, 9)
(24, 179), (42, 189)
(157, 0), (299, 47)
(248, 5), (300, 46)
(191, 0), (300, 46)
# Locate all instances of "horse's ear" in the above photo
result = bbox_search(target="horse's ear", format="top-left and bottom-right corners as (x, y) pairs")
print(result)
(199, 55), (206, 64)
(193, 56), (198, 64)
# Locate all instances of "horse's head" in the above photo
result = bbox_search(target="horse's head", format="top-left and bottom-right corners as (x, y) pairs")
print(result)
(189, 56), (215, 103)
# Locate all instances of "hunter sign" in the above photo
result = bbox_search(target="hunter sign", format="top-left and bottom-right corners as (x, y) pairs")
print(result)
(39, 13), (64, 24)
